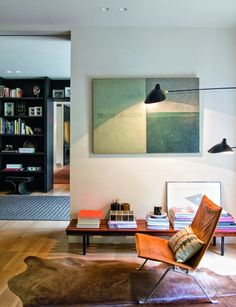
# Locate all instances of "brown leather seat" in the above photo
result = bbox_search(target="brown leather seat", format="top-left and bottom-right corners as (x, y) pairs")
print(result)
(135, 195), (222, 304)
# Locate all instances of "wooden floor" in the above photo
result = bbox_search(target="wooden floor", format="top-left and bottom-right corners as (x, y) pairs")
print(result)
(0, 220), (236, 307)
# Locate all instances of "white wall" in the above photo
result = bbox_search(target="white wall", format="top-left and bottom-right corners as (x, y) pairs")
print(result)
(70, 28), (236, 222)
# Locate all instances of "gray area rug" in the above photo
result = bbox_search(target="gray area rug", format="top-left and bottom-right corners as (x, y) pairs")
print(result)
(0, 195), (70, 221)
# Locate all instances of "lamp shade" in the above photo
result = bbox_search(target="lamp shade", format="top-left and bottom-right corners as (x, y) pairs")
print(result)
(144, 83), (166, 104)
(208, 138), (233, 153)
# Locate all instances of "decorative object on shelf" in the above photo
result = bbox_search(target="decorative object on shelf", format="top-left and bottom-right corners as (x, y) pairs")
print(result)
(26, 166), (42, 171)
(34, 106), (42, 116)
(154, 206), (162, 216)
(93, 77), (199, 154)
(1, 144), (18, 153)
(16, 102), (26, 116)
(4, 102), (14, 116)
(23, 140), (37, 149)
(110, 199), (121, 210)
(29, 107), (35, 116)
(65, 87), (71, 98)
(121, 203), (130, 211)
(53, 89), (64, 98)
(33, 127), (42, 134)
(33, 85), (40, 98)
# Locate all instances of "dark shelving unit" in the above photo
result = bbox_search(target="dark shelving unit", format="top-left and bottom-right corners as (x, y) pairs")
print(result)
(0, 77), (53, 192)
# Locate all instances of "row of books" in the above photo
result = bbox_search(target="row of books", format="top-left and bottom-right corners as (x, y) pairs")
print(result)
(0, 117), (34, 135)
(0, 86), (23, 98)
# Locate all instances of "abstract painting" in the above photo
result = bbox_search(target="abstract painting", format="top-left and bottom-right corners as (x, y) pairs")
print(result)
(166, 181), (221, 212)
(92, 78), (199, 154)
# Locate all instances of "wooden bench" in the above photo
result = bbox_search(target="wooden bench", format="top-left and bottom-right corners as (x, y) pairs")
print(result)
(5, 176), (34, 195)
(66, 219), (236, 256)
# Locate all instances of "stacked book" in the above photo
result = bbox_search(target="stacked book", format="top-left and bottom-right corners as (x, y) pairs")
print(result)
(18, 147), (35, 153)
(146, 211), (169, 229)
(76, 209), (103, 228)
(216, 209), (236, 231)
(3, 163), (24, 172)
(108, 210), (137, 228)
(168, 207), (196, 229)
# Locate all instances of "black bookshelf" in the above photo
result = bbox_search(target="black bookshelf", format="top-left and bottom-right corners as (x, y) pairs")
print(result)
(0, 77), (53, 192)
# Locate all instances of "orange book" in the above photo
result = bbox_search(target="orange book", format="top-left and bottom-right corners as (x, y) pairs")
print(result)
(78, 209), (103, 219)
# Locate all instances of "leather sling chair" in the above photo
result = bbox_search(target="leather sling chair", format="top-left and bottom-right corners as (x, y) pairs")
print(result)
(135, 195), (222, 304)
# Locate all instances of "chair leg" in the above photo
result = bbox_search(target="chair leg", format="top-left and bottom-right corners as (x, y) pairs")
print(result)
(190, 273), (218, 304)
(139, 266), (173, 304)
(137, 259), (148, 270)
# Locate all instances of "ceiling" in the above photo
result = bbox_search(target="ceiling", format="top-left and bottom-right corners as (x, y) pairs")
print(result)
(0, 0), (236, 78)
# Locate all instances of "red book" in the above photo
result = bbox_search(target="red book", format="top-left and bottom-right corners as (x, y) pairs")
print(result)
(78, 210), (103, 219)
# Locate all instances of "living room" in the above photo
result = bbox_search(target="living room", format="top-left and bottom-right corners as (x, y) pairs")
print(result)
(0, 0), (236, 306)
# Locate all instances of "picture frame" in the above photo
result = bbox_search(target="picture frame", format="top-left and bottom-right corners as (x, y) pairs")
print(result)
(166, 181), (221, 212)
(4, 102), (14, 116)
(92, 77), (199, 154)
(52, 89), (65, 99)
(16, 102), (26, 116)
(65, 87), (71, 98)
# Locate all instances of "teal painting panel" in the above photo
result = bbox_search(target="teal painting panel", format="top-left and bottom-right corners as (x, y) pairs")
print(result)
(146, 78), (200, 153)
(93, 78), (145, 129)
(147, 112), (199, 153)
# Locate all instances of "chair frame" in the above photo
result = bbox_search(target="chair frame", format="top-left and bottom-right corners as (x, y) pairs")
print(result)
(135, 195), (222, 304)
(138, 263), (217, 304)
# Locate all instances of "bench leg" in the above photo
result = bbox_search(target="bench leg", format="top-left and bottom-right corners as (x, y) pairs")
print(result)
(212, 236), (216, 246)
(221, 237), (225, 256)
(83, 235), (87, 255)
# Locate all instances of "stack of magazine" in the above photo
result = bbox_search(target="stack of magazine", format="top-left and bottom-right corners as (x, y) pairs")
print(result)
(168, 207), (196, 229)
(146, 211), (169, 229)
(216, 209), (236, 230)
(76, 209), (103, 228)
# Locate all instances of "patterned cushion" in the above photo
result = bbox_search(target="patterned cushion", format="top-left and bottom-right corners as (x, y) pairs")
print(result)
(168, 226), (204, 263)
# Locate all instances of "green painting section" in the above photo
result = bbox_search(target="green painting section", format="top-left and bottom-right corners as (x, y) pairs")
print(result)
(147, 112), (199, 153)
(93, 78), (145, 129)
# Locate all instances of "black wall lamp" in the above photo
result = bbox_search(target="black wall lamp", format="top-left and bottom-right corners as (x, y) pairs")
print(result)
(208, 138), (236, 153)
(145, 83), (236, 153)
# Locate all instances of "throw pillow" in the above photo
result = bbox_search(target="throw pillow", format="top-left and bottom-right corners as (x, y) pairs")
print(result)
(168, 225), (204, 263)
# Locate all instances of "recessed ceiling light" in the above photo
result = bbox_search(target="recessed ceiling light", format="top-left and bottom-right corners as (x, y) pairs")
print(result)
(119, 7), (128, 11)
(6, 70), (12, 74)
(101, 7), (110, 12)
(16, 70), (21, 74)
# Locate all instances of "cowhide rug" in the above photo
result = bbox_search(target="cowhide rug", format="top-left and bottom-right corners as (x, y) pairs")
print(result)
(8, 256), (236, 306)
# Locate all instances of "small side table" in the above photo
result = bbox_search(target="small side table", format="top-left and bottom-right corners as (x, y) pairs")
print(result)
(5, 176), (34, 195)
